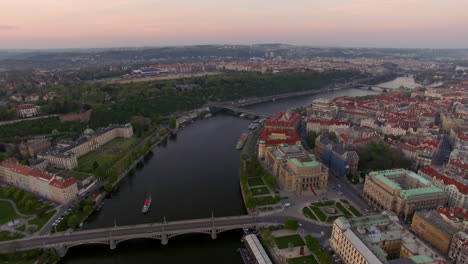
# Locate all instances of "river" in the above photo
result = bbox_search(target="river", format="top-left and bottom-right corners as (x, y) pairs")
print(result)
(59, 88), (380, 264)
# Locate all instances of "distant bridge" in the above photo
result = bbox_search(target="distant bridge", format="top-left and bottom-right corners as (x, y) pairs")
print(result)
(0, 215), (281, 256)
(355, 84), (390, 92)
(209, 103), (272, 118)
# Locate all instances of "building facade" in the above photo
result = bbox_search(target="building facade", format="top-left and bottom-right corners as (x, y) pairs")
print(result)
(16, 104), (39, 118)
(411, 210), (459, 256)
(449, 231), (468, 264)
(264, 145), (328, 194)
(363, 169), (447, 220)
(37, 124), (133, 169)
(330, 211), (445, 264)
(0, 159), (78, 204)
(419, 167), (468, 208)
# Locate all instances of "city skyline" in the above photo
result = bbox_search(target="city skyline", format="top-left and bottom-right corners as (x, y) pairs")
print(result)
(1, 0), (468, 49)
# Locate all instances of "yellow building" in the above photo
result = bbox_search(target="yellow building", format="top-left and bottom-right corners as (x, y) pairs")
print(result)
(330, 211), (445, 264)
(363, 169), (447, 220)
(411, 210), (459, 256)
(264, 144), (328, 194)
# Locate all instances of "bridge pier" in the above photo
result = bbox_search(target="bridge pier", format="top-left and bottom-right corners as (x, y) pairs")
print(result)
(109, 239), (116, 250)
(211, 228), (217, 240)
(161, 233), (168, 245)
(55, 245), (68, 257)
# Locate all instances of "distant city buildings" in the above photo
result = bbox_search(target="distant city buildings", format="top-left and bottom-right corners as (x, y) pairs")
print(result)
(264, 144), (328, 195)
(0, 158), (78, 204)
(363, 169), (447, 220)
(16, 104), (39, 118)
(330, 211), (445, 264)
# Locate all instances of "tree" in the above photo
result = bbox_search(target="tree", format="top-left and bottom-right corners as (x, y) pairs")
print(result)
(168, 117), (177, 129)
(159, 127), (168, 136)
(328, 131), (337, 142)
(245, 193), (256, 209)
(263, 173), (277, 189)
(305, 235), (320, 251)
(92, 161), (99, 170)
(83, 205), (93, 214)
(104, 183), (113, 192)
(284, 219), (299, 230)
(67, 215), (79, 229)
(306, 131), (318, 149)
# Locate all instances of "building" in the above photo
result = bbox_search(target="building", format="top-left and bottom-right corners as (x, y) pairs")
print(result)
(448, 231), (468, 264)
(306, 119), (349, 134)
(411, 209), (460, 256)
(242, 234), (273, 264)
(419, 167), (468, 208)
(37, 124), (133, 169)
(307, 98), (338, 119)
(0, 159), (78, 204)
(330, 211), (445, 264)
(18, 138), (52, 157)
(16, 104), (39, 118)
(363, 169), (447, 220)
(315, 136), (359, 177)
(264, 144), (328, 194)
(264, 111), (301, 130)
(257, 128), (301, 159)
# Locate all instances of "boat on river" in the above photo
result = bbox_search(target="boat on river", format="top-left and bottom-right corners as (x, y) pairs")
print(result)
(236, 133), (248, 150)
(142, 196), (152, 213)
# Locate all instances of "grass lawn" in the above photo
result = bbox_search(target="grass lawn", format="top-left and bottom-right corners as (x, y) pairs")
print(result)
(16, 225), (26, 232)
(76, 150), (100, 166)
(288, 256), (318, 264)
(302, 207), (317, 220)
(0, 231), (24, 242)
(255, 196), (279, 206)
(0, 201), (17, 225)
(347, 204), (362, 217)
(335, 202), (352, 217)
(250, 186), (270, 196)
(274, 234), (305, 249)
(326, 215), (342, 223)
(28, 211), (55, 232)
(117, 138), (140, 151)
(247, 178), (265, 187)
(310, 206), (327, 222)
(311, 201), (336, 207)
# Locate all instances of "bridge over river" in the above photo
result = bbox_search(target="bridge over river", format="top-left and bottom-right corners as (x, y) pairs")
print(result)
(0, 214), (330, 256)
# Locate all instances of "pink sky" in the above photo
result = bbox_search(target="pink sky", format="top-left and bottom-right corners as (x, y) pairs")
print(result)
(1, 0), (467, 49)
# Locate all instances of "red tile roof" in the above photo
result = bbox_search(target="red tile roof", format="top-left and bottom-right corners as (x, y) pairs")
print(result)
(49, 178), (77, 189)
(352, 134), (380, 144)
(265, 111), (301, 128)
(437, 207), (468, 220)
(420, 167), (468, 194)
(259, 128), (300, 145)
(450, 159), (468, 169)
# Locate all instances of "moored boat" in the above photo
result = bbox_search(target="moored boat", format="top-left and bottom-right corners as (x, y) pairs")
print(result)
(236, 133), (248, 150)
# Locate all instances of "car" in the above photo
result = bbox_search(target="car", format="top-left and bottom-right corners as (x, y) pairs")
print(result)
(298, 222), (303, 227)
(337, 184), (341, 188)
(284, 202), (291, 207)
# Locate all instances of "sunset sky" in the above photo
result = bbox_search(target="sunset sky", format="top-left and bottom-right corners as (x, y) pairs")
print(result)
(1, 0), (467, 49)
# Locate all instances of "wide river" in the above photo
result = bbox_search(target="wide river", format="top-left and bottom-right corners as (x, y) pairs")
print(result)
(59, 87), (382, 264)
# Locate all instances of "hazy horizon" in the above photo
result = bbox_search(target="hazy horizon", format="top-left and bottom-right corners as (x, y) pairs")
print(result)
(1, 0), (468, 49)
